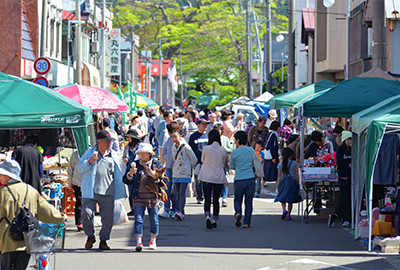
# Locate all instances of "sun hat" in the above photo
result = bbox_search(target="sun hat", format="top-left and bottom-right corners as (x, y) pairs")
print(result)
(0, 160), (22, 182)
(124, 129), (140, 140)
(188, 122), (198, 132)
(136, 143), (155, 156)
(341, 131), (352, 143)
(268, 109), (278, 119)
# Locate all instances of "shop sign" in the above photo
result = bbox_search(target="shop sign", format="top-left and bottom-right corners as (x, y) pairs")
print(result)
(109, 29), (120, 76)
(40, 114), (81, 125)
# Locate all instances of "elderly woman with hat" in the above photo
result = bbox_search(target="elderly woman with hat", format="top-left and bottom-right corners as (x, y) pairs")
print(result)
(329, 131), (352, 228)
(123, 143), (164, 252)
(0, 160), (64, 269)
(122, 129), (142, 215)
(266, 109), (278, 128)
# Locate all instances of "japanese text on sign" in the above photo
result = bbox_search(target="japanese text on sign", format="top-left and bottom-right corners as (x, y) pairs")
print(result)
(109, 29), (120, 76)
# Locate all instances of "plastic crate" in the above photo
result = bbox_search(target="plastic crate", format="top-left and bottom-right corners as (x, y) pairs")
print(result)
(64, 188), (76, 217)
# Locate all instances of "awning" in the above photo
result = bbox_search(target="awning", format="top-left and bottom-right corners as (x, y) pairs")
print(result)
(82, 61), (100, 87)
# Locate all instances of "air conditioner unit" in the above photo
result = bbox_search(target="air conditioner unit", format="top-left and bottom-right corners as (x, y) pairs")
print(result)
(91, 41), (99, 54)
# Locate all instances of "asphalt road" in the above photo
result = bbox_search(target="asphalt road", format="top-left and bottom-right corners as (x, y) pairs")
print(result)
(47, 183), (399, 270)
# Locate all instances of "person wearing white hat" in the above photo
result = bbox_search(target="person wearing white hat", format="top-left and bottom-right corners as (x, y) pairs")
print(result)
(329, 131), (352, 228)
(0, 160), (64, 270)
(266, 109), (278, 128)
(123, 143), (164, 252)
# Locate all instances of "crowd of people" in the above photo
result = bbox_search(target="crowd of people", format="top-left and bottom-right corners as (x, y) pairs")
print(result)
(0, 103), (353, 269)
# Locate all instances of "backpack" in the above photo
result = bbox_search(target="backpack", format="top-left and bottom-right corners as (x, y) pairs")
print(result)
(4, 184), (40, 241)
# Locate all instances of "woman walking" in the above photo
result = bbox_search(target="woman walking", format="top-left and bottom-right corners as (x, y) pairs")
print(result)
(230, 131), (257, 228)
(264, 120), (280, 192)
(123, 143), (164, 252)
(171, 129), (198, 220)
(199, 130), (228, 229)
(275, 148), (301, 221)
(222, 111), (242, 141)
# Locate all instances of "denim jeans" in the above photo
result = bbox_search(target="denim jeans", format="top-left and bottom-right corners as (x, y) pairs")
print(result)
(164, 168), (175, 213)
(195, 175), (203, 201)
(174, 182), (188, 213)
(134, 206), (159, 237)
(234, 178), (256, 225)
(220, 185), (228, 198)
(203, 182), (223, 220)
(334, 179), (351, 222)
(255, 177), (262, 195)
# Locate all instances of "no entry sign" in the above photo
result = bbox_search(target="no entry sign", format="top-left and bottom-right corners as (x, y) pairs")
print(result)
(34, 57), (51, 75)
(33, 76), (49, 87)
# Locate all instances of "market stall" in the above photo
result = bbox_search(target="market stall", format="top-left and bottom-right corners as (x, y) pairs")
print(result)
(302, 77), (400, 249)
(352, 96), (400, 251)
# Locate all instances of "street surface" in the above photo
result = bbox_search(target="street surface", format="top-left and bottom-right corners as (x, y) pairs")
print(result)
(52, 180), (400, 270)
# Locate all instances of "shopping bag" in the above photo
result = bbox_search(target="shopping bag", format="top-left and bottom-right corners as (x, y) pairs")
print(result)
(113, 200), (129, 225)
(253, 151), (264, 178)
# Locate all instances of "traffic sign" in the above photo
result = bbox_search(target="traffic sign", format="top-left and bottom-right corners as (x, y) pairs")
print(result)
(182, 99), (188, 107)
(34, 57), (51, 75)
(142, 91), (149, 98)
(33, 76), (49, 87)
(166, 98), (172, 105)
(192, 99), (197, 105)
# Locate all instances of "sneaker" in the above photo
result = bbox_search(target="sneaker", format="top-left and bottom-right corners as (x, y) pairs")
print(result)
(169, 211), (176, 219)
(127, 210), (135, 216)
(135, 243), (143, 252)
(255, 193), (260, 198)
(149, 242), (157, 250)
(285, 216), (292, 221)
(243, 224), (251, 228)
(222, 199), (227, 207)
(85, 236), (96, 249)
(281, 210), (288, 220)
(342, 221), (350, 228)
(328, 214), (335, 228)
(175, 212), (184, 221)
(196, 200), (203, 204)
(158, 211), (170, 219)
(77, 224), (84, 232)
(212, 221), (217, 229)
(206, 217), (213, 229)
(235, 214), (242, 227)
(99, 240), (110, 250)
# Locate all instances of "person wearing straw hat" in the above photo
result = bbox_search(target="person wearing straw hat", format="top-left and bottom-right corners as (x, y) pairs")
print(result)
(329, 131), (352, 228)
(266, 109), (278, 128)
(123, 143), (164, 252)
(0, 160), (64, 270)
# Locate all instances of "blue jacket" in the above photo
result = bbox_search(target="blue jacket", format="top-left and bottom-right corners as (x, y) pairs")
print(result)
(77, 146), (127, 200)
(123, 159), (164, 199)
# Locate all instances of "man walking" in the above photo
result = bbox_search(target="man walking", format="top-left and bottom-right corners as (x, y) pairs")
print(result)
(248, 116), (269, 148)
(77, 130), (127, 250)
(189, 119), (209, 204)
(12, 135), (43, 193)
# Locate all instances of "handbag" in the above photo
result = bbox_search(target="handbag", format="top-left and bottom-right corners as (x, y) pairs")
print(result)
(253, 150), (264, 178)
(264, 133), (273, 160)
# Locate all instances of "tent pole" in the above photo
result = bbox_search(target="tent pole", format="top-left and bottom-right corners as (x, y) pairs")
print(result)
(368, 174), (373, 251)
(58, 147), (62, 175)
(300, 107), (305, 224)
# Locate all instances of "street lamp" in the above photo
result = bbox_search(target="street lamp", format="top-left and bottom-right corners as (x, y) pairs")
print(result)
(159, 37), (168, 105)
(67, 20), (84, 83)
(323, 0), (350, 79)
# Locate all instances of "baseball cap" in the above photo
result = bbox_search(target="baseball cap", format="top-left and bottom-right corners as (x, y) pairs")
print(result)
(96, 130), (114, 141)
(102, 118), (111, 127)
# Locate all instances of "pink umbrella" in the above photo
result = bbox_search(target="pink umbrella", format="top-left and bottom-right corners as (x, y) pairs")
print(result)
(55, 84), (129, 113)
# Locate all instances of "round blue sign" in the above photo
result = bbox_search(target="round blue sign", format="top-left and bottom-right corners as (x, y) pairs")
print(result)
(192, 100), (197, 105)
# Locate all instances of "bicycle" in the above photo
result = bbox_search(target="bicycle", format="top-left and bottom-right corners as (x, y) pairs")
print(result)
(25, 223), (66, 270)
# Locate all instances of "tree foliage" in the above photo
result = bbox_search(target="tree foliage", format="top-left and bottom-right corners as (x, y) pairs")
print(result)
(113, 0), (288, 104)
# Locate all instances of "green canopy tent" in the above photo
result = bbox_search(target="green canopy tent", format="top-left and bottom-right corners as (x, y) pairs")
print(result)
(0, 72), (92, 156)
(269, 80), (337, 109)
(303, 77), (400, 117)
(352, 96), (400, 251)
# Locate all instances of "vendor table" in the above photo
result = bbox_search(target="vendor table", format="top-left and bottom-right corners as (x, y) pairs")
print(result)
(302, 168), (338, 223)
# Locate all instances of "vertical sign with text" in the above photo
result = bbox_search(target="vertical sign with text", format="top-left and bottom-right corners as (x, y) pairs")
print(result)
(109, 29), (120, 76)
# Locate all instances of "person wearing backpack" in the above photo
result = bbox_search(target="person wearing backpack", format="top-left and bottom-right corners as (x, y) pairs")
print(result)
(275, 148), (302, 221)
(0, 160), (64, 270)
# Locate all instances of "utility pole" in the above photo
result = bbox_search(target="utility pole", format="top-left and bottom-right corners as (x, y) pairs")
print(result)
(372, 0), (385, 70)
(40, 0), (48, 56)
(246, 0), (253, 98)
(159, 40), (163, 106)
(180, 45), (183, 100)
(265, 0), (272, 93)
(101, 0), (106, 88)
(287, 0), (295, 91)
(75, 0), (82, 84)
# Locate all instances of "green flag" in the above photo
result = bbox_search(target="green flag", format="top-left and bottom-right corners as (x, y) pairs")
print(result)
(129, 82), (137, 114)
(117, 86), (127, 125)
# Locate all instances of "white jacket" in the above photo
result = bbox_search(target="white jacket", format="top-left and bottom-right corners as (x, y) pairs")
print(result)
(172, 142), (198, 179)
(198, 142), (228, 184)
